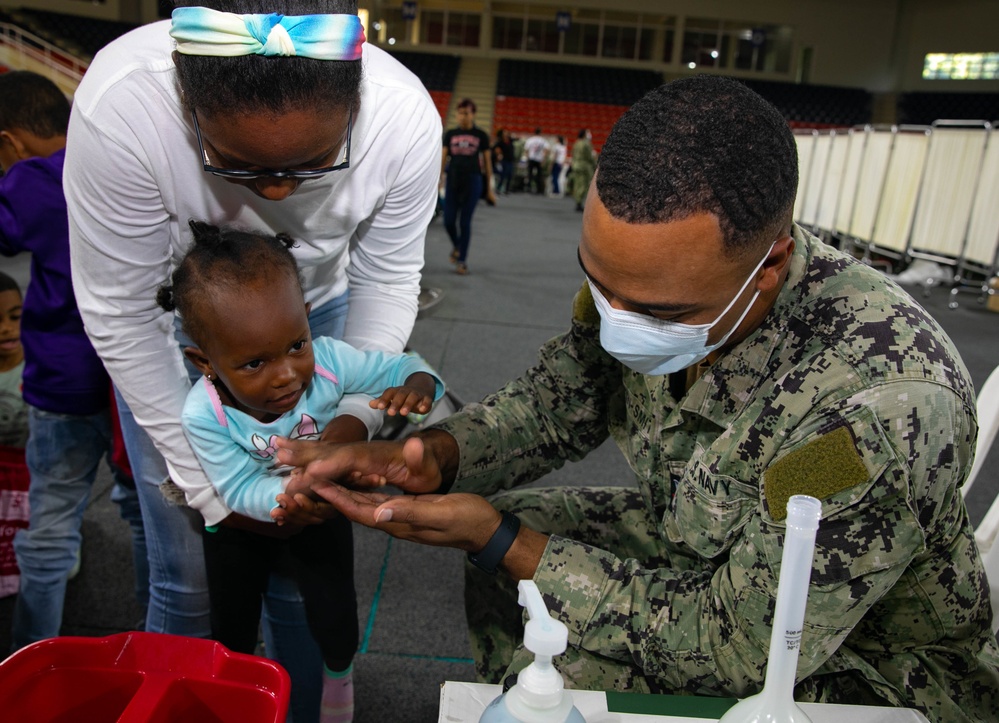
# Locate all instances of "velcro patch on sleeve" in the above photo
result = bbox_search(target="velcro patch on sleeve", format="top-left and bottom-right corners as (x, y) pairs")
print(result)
(764, 425), (869, 521)
(572, 282), (600, 325)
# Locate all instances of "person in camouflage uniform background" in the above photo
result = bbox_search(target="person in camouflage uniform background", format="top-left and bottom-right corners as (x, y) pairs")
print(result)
(568, 128), (595, 213)
(276, 75), (999, 723)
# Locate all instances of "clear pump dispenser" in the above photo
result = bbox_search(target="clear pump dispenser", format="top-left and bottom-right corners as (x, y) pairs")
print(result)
(718, 494), (823, 723)
(478, 580), (586, 723)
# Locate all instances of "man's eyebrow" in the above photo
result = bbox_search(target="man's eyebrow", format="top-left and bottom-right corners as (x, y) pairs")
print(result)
(576, 248), (695, 314)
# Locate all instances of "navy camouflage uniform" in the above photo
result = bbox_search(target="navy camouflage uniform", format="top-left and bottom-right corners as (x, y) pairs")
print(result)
(435, 226), (999, 723)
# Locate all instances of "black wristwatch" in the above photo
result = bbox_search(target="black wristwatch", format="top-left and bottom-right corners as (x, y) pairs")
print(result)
(467, 511), (521, 575)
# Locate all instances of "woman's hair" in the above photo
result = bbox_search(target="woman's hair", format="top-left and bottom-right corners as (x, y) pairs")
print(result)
(0, 270), (21, 296)
(157, 220), (303, 344)
(596, 75), (797, 256)
(0, 71), (70, 138)
(457, 98), (476, 114)
(172, 0), (362, 116)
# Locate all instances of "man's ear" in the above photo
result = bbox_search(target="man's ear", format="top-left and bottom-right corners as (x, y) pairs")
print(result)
(305, 301), (312, 316)
(183, 346), (213, 378)
(758, 235), (796, 292)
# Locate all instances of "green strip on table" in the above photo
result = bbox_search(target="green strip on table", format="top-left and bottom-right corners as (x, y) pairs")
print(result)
(605, 691), (738, 719)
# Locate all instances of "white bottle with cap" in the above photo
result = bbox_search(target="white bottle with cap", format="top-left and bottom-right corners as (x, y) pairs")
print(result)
(478, 580), (586, 723)
(718, 494), (823, 723)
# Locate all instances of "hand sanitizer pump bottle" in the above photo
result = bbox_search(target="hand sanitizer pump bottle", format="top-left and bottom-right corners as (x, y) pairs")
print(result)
(479, 580), (586, 723)
(719, 494), (823, 723)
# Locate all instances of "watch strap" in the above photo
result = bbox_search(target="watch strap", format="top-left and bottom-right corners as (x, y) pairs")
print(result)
(467, 510), (521, 575)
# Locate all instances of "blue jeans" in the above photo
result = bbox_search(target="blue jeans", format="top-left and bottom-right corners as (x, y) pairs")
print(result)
(443, 174), (484, 264)
(11, 405), (147, 650)
(116, 290), (349, 723)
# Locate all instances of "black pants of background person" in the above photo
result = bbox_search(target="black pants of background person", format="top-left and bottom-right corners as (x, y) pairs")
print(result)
(527, 160), (544, 194)
(201, 515), (358, 671)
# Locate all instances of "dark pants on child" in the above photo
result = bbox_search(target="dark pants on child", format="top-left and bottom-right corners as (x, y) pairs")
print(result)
(444, 174), (484, 264)
(202, 514), (358, 673)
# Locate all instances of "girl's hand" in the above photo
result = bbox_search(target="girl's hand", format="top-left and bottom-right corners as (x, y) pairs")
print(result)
(369, 385), (433, 417)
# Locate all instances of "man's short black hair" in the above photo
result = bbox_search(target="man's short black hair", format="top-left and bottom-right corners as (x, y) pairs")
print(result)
(596, 75), (798, 255)
(172, 0), (362, 116)
(0, 71), (70, 138)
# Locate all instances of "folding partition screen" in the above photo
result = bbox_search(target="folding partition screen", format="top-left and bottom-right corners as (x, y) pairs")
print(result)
(793, 130), (817, 226)
(832, 126), (870, 241)
(907, 121), (990, 265)
(868, 126), (931, 260)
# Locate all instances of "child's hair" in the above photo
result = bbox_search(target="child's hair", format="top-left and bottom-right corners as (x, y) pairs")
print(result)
(157, 221), (303, 345)
(0, 71), (70, 138)
(0, 271), (21, 296)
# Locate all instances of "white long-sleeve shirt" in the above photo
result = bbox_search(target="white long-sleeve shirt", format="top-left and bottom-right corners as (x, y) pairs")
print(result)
(65, 20), (442, 525)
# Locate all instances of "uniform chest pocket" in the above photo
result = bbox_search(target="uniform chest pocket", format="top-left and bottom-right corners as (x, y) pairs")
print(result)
(663, 459), (759, 560)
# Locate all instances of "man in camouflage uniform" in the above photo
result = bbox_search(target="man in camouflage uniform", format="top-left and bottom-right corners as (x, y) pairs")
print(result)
(278, 76), (999, 722)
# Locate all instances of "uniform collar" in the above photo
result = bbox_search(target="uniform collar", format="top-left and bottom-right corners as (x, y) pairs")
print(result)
(675, 224), (815, 425)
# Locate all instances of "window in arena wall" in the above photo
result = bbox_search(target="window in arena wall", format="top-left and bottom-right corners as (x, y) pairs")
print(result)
(419, 9), (480, 47)
(923, 53), (999, 80)
(682, 18), (792, 74)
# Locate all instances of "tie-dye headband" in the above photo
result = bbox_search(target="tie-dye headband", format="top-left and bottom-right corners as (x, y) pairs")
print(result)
(170, 7), (365, 60)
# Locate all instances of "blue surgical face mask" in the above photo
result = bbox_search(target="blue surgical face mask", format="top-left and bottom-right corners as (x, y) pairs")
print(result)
(588, 242), (774, 376)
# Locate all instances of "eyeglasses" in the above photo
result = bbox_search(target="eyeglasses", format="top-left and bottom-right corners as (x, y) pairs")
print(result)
(191, 106), (352, 180)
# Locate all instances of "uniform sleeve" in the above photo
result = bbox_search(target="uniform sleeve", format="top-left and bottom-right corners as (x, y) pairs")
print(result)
(437, 284), (620, 497)
(182, 402), (283, 523)
(532, 380), (975, 697)
(65, 101), (230, 525)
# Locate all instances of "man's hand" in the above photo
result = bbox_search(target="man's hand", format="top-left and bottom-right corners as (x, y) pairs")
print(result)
(275, 433), (452, 496)
(310, 483), (550, 579)
(312, 484), (502, 553)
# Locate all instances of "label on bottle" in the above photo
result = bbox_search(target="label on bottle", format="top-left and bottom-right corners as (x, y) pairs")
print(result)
(785, 628), (802, 651)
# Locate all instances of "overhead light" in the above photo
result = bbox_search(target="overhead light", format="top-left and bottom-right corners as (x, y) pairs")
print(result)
(388, 37), (396, 45)
(710, 49), (719, 59)
(688, 62), (696, 69)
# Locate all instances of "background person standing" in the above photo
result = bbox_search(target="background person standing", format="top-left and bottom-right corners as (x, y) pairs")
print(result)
(523, 128), (549, 195)
(441, 98), (495, 276)
(569, 128), (595, 212)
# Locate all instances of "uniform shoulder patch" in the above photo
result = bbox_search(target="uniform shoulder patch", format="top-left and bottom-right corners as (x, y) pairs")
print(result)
(573, 282), (600, 324)
(764, 425), (869, 521)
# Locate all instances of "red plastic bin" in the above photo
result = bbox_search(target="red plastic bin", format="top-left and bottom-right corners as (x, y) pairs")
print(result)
(0, 631), (290, 722)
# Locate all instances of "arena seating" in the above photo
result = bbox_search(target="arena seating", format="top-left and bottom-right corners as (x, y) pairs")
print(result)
(742, 78), (872, 128)
(493, 59), (661, 152)
(13, 8), (137, 60)
(897, 91), (999, 125)
(388, 50), (460, 122)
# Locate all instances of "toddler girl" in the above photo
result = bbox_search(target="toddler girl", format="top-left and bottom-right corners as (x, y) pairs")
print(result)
(158, 221), (443, 722)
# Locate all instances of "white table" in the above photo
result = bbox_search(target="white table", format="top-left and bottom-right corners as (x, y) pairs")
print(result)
(438, 682), (931, 723)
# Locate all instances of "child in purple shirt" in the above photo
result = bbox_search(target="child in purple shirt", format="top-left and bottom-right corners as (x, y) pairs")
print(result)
(0, 71), (146, 650)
